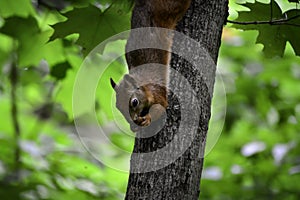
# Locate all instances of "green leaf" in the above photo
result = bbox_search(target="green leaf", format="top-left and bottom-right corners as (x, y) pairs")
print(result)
(50, 4), (131, 56)
(55, 53), (83, 119)
(0, 16), (52, 67)
(50, 61), (72, 80)
(283, 10), (300, 56)
(43, 39), (66, 66)
(0, 0), (35, 18)
(20, 67), (43, 86)
(0, 34), (13, 73)
(108, 0), (134, 13)
(232, 2), (300, 57)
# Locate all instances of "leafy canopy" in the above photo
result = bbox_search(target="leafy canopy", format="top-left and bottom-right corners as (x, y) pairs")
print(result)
(50, 4), (131, 56)
(231, 0), (300, 58)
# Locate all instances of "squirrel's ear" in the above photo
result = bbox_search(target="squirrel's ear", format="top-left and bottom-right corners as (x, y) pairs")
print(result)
(110, 78), (116, 90)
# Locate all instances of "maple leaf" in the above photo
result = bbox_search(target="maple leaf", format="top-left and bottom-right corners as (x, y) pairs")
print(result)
(232, 2), (300, 57)
(50, 4), (131, 56)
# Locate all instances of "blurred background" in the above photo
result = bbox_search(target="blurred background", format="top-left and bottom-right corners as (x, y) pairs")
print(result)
(0, 0), (300, 199)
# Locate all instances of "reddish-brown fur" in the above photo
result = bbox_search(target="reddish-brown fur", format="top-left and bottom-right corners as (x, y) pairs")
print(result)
(112, 0), (191, 130)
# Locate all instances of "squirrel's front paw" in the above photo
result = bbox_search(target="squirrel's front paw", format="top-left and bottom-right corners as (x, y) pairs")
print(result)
(140, 115), (151, 127)
(134, 114), (151, 127)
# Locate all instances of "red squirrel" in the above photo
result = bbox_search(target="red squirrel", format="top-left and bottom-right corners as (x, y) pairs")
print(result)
(111, 0), (191, 131)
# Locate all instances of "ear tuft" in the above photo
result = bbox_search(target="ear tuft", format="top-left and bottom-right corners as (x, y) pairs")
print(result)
(110, 78), (116, 90)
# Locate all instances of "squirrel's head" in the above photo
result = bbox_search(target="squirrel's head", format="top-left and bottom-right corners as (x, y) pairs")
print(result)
(110, 74), (150, 129)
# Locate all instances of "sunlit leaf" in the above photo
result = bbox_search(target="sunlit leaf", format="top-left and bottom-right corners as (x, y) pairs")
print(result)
(43, 39), (66, 66)
(0, 16), (52, 67)
(0, 34), (13, 73)
(55, 53), (83, 118)
(0, 0), (35, 18)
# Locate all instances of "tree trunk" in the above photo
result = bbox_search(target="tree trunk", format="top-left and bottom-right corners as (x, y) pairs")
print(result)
(125, 0), (228, 199)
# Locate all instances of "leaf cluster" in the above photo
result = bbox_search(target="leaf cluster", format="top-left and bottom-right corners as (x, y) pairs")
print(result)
(229, 0), (300, 58)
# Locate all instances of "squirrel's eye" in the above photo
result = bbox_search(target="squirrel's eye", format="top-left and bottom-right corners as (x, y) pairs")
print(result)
(131, 98), (139, 107)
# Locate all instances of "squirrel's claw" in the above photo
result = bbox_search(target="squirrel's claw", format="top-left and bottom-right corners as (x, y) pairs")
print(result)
(140, 115), (151, 127)
(133, 114), (151, 128)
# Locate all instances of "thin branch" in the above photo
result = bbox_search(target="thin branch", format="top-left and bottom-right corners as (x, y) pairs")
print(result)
(10, 60), (21, 179)
(227, 14), (300, 25)
(285, 23), (300, 27)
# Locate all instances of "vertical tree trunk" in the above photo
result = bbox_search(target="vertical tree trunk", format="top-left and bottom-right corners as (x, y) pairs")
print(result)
(125, 0), (228, 199)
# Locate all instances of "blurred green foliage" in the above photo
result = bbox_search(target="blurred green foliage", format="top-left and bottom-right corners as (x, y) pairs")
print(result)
(0, 0), (131, 199)
(201, 29), (300, 199)
(0, 0), (299, 199)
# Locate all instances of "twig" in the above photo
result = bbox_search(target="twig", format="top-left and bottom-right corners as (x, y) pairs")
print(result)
(227, 14), (300, 25)
(10, 61), (21, 179)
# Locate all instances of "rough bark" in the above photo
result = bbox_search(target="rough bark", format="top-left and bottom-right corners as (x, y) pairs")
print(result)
(125, 1), (228, 199)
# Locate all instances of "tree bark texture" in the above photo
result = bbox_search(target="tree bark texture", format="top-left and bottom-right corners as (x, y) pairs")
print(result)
(125, 1), (228, 199)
